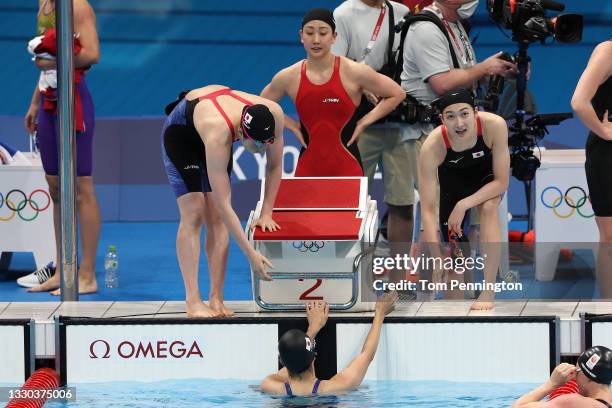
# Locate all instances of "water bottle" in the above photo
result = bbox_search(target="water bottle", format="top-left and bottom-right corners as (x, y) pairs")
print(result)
(104, 245), (118, 288)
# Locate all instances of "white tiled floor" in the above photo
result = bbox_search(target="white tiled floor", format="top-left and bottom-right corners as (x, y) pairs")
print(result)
(52, 301), (114, 318)
(102, 301), (165, 318)
(1, 302), (61, 320)
(521, 301), (579, 318)
(1, 300), (610, 321)
(416, 300), (474, 316)
(574, 302), (612, 316)
(468, 300), (527, 317)
(0, 302), (9, 315)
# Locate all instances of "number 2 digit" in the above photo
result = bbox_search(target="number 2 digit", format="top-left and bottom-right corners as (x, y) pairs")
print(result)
(298, 278), (324, 300)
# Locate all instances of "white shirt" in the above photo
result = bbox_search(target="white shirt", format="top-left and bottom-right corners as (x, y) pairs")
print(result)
(400, 4), (477, 140)
(333, 0), (410, 71)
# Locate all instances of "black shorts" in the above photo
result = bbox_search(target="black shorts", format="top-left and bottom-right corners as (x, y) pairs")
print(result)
(161, 99), (232, 197)
(585, 133), (612, 217)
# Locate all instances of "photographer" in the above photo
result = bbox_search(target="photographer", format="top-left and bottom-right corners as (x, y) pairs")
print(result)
(332, 0), (417, 246)
(400, 0), (518, 142)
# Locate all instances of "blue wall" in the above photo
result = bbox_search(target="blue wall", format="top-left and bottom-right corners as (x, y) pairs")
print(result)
(1, 0), (610, 116)
(1, 0), (610, 223)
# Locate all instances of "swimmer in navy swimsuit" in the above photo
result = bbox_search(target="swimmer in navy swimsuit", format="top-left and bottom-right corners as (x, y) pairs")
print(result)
(162, 85), (285, 318)
(418, 89), (510, 311)
(260, 294), (397, 396)
(261, 8), (404, 177)
(513, 346), (612, 408)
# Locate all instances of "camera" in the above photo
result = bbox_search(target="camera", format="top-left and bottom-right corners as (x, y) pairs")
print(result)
(388, 93), (435, 125)
(479, 51), (514, 112)
(487, 0), (583, 44)
(508, 113), (572, 181)
(510, 148), (541, 181)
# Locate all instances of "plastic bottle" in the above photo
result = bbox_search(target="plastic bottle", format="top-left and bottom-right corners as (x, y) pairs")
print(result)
(104, 245), (118, 288)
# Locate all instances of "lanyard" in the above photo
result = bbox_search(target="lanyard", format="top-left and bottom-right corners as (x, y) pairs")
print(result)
(360, 4), (387, 63)
(441, 18), (474, 65)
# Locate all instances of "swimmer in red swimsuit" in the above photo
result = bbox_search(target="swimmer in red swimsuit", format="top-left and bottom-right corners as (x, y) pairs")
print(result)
(261, 8), (405, 177)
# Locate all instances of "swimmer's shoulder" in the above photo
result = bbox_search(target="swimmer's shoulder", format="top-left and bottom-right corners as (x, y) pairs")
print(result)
(185, 85), (224, 101)
(313, 379), (336, 394)
(314, 378), (357, 395)
(546, 393), (605, 407)
(260, 376), (286, 396)
(478, 111), (507, 131)
(271, 61), (302, 85)
(477, 111), (508, 147)
(420, 127), (447, 164)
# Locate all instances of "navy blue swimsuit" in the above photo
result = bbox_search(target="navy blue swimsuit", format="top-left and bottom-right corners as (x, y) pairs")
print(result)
(284, 379), (321, 396)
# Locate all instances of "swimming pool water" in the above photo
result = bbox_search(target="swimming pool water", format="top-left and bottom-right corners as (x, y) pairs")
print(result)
(43, 379), (538, 407)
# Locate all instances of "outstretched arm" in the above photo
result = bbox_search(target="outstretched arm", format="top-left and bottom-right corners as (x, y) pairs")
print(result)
(306, 300), (329, 338)
(203, 131), (273, 281)
(251, 104), (284, 233)
(327, 292), (397, 390)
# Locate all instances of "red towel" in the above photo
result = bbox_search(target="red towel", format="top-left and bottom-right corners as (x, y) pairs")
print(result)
(34, 28), (87, 133)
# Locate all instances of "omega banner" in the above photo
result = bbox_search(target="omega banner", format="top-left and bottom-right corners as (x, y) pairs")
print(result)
(0, 320), (31, 383)
(61, 320), (278, 383)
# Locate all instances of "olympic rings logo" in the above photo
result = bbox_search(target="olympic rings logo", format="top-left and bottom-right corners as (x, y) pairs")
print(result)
(292, 241), (325, 253)
(0, 189), (52, 222)
(540, 186), (594, 219)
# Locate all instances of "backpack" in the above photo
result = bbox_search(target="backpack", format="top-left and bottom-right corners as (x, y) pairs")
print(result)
(390, 9), (463, 84)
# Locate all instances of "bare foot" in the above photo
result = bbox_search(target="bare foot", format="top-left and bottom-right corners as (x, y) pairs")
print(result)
(471, 293), (495, 310)
(50, 278), (98, 296)
(470, 301), (495, 310)
(209, 297), (235, 317)
(27, 273), (60, 292)
(186, 299), (218, 318)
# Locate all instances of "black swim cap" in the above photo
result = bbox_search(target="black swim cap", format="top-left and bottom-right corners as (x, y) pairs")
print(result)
(432, 88), (476, 114)
(240, 104), (275, 143)
(578, 346), (612, 385)
(278, 329), (316, 374)
(302, 8), (336, 32)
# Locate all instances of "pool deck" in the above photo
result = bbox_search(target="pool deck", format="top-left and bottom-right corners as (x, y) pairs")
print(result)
(2, 300), (611, 358)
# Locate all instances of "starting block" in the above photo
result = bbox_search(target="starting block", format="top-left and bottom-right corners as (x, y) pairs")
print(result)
(247, 177), (377, 311)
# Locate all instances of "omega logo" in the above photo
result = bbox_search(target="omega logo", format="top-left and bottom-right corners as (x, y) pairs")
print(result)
(89, 339), (204, 359)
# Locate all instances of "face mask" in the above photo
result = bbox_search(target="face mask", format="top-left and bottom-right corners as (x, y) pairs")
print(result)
(242, 138), (266, 155)
(457, 0), (479, 19)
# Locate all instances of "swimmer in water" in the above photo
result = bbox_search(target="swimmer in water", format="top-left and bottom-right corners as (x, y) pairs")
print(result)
(260, 292), (397, 396)
(513, 346), (612, 407)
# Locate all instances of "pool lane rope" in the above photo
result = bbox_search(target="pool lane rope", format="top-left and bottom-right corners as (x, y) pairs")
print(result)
(5, 368), (60, 408)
